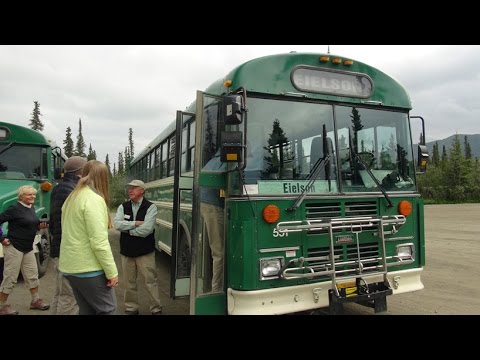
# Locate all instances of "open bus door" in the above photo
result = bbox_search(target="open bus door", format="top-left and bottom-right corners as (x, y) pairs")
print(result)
(190, 91), (227, 314)
(171, 110), (196, 298)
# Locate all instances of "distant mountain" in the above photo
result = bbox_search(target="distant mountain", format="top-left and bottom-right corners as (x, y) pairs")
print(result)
(426, 134), (480, 159)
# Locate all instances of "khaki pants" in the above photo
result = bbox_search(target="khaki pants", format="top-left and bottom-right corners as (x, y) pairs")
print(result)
(121, 252), (162, 313)
(50, 257), (79, 315)
(200, 203), (224, 293)
(0, 244), (39, 294)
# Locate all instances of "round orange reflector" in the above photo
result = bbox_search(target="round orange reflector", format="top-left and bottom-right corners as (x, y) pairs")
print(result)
(343, 59), (353, 66)
(40, 181), (53, 192)
(262, 204), (280, 224)
(332, 57), (342, 64)
(223, 80), (233, 87)
(319, 55), (330, 62)
(398, 200), (412, 216)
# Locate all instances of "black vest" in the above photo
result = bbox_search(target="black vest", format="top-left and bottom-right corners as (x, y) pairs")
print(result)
(119, 198), (156, 257)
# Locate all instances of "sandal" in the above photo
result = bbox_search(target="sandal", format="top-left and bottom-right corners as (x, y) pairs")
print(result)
(0, 305), (19, 315)
(30, 298), (50, 311)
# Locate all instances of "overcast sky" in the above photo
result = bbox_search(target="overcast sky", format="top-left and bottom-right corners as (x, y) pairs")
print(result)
(1, 45), (478, 166)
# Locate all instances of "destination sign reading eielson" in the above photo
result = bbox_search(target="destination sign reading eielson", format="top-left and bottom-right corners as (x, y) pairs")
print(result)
(258, 180), (338, 194)
(292, 67), (373, 98)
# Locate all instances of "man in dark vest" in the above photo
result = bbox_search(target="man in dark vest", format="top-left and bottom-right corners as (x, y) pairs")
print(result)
(49, 155), (87, 315)
(113, 179), (162, 315)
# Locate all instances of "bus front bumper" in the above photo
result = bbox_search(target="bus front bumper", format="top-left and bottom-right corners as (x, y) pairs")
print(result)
(227, 267), (424, 315)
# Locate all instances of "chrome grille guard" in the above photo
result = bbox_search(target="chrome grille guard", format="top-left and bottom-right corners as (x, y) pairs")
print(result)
(275, 215), (407, 294)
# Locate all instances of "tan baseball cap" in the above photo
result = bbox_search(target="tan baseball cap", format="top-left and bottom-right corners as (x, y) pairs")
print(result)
(127, 179), (145, 189)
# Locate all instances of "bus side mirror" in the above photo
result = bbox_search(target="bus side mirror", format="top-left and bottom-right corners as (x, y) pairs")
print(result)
(224, 95), (243, 125)
(220, 131), (243, 162)
(417, 144), (429, 173)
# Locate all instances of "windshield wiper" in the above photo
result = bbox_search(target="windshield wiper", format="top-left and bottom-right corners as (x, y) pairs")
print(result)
(0, 142), (15, 156)
(286, 154), (331, 213)
(351, 148), (393, 208)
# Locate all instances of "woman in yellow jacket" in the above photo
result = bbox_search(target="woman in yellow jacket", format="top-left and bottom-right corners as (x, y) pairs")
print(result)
(59, 160), (119, 315)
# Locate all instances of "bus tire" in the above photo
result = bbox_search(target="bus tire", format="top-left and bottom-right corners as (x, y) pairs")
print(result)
(35, 228), (50, 278)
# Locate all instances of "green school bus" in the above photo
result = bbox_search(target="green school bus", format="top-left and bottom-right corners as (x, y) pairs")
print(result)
(128, 52), (428, 314)
(0, 122), (66, 278)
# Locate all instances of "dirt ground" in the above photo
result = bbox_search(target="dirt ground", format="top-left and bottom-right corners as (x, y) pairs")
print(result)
(344, 203), (480, 314)
(6, 203), (480, 315)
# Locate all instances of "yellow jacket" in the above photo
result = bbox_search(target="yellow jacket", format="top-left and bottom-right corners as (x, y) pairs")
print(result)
(59, 186), (117, 279)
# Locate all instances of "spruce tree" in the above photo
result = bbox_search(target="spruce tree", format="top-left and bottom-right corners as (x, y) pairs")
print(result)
(118, 152), (124, 174)
(105, 154), (112, 179)
(128, 128), (134, 158)
(432, 142), (440, 167)
(74, 118), (86, 157)
(29, 101), (44, 131)
(63, 126), (74, 157)
(87, 143), (96, 160)
(464, 135), (472, 159)
(441, 145), (448, 168)
(124, 146), (131, 170)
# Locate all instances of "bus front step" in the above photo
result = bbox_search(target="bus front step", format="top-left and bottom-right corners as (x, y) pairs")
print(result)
(328, 281), (393, 314)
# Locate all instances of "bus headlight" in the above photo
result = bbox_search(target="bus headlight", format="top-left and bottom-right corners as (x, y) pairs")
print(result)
(259, 257), (284, 280)
(396, 243), (414, 262)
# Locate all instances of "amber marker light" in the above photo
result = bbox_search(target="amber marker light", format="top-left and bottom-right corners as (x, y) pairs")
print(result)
(224, 80), (233, 87)
(319, 55), (330, 62)
(40, 181), (53, 192)
(343, 59), (353, 66)
(332, 57), (342, 64)
(398, 200), (412, 217)
(262, 204), (280, 224)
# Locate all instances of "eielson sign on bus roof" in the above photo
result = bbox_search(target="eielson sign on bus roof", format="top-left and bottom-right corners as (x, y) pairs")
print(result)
(292, 67), (373, 98)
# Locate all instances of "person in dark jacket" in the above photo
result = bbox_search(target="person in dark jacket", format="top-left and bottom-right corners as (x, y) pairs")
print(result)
(0, 185), (50, 315)
(113, 179), (162, 315)
(49, 156), (87, 315)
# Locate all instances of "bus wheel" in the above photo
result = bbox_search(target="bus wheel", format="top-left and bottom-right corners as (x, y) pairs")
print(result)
(177, 232), (191, 278)
(35, 229), (50, 278)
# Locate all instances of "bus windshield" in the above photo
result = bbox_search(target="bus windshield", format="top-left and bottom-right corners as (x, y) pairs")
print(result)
(0, 144), (48, 180)
(244, 98), (416, 194)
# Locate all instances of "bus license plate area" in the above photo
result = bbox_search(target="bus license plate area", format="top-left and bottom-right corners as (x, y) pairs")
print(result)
(336, 281), (358, 297)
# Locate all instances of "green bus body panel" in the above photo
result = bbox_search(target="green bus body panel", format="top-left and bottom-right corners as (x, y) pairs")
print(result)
(417, 198), (426, 266)
(227, 196), (422, 291)
(195, 293), (226, 315)
(0, 121), (51, 145)
(199, 172), (226, 188)
(205, 53), (412, 109)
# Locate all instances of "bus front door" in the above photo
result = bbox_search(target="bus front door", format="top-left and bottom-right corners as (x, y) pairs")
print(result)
(171, 110), (195, 298)
(190, 91), (227, 314)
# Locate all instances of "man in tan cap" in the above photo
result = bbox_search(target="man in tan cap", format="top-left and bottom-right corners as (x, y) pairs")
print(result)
(113, 179), (162, 315)
(49, 155), (87, 315)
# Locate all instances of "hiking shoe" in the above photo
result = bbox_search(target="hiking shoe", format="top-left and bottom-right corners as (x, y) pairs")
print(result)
(30, 298), (50, 311)
(0, 305), (19, 315)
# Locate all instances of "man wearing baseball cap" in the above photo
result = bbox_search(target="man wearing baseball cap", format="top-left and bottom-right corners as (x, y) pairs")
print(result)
(113, 179), (162, 315)
(49, 156), (87, 315)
